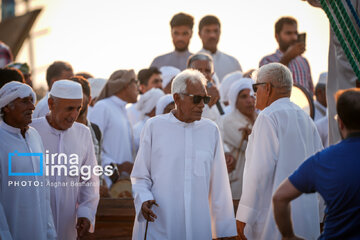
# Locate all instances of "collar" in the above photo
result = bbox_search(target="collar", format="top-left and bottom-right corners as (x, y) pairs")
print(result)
(270, 97), (290, 106)
(168, 111), (196, 127)
(43, 116), (67, 136)
(174, 49), (190, 56)
(200, 48), (219, 56)
(0, 120), (23, 135)
(109, 95), (127, 108)
(275, 49), (283, 56)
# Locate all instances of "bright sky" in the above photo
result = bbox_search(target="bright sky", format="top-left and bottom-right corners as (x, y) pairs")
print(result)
(16, 0), (330, 89)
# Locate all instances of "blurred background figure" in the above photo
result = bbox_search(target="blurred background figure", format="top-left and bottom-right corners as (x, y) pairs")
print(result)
(6, 62), (32, 87)
(159, 66), (180, 94)
(0, 41), (13, 68)
(155, 94), (175, 116)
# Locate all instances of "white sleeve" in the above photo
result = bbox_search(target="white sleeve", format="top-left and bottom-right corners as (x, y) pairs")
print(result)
(236, 114), (278, 226)
(209, 128), (237, 238)
(130, 121), (154, 223)
(77, 129), (100, 233)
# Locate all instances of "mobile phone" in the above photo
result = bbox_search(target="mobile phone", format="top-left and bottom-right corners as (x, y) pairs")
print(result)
(298, 33), (306, 44)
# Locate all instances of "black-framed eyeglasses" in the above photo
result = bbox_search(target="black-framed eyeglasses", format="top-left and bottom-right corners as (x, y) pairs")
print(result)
(181, 93), (211, 104)
(252, 82), (267, 92)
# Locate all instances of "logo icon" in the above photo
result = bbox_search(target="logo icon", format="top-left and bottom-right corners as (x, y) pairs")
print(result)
(8, 150), (43, 176)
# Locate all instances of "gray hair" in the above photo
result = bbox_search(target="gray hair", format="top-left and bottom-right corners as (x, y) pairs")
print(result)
(187, 52), (214, 70)
(171, 69), (207, 97)
(256, 63), (293, 93)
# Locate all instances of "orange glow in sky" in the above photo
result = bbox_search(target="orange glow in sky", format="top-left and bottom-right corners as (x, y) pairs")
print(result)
(15, 0), (329, 89)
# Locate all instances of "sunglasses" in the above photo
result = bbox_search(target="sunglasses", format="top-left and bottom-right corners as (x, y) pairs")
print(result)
(252, 82), (267, 92)
(181, 93), (211, 104)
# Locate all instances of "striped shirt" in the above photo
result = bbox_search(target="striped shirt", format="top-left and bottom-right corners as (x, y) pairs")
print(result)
(259, 49), (314, 94)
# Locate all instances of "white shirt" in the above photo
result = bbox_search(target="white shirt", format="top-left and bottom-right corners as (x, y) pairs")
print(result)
(131, 113), (237, 240)
(90, 96), (134, 186)
(31, 117), (99, 240)
(0, 121), (56, 240)
(200, 48), (242, 83)
(313, 100), (327, 122)
(316, 115), (329, 148)
(127, 103), (143, 126)
(236, 98), (323, 240)
(33, 93), (49, 119)
(133, 116), (149, 154)
(222, 109), (255, 199)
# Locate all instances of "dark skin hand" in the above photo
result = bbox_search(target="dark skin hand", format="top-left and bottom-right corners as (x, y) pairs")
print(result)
(206, 84), (220, 107)
(280, 42), (305, 66)
(117, 161), (133, 175)
(76, 217), (91, 239)
(239, 127), (252, 141)
(236, 221), (247, 240)
(225, 153), (236, 173)
(141, 200), (158, 222)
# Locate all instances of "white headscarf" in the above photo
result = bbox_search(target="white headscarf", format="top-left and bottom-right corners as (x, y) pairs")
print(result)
(88, 78), (107, 98)
(136, 88), (165, 115)
(318, 72), (327, 85)
(155, 94), (174, 115)
(160, 66), (180, 89)
(228, 78), (255, 111)
(220, 71), (243, 103)
(0, 81), (36, 110)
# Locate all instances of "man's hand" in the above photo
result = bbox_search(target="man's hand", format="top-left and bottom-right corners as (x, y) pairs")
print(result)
(225, 153), (236, 173)
(141, 200), (158, 222)
(117, 161), (133, 175)
(281, 42), (306, 66)
(239, 127), (252, 141)
(236, 221), (247, 240)
(76, 217), (91, 239)
(206, 84), (220, 107)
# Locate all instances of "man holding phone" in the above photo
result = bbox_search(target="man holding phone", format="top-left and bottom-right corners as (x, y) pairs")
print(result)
(260, 17), (314, 94)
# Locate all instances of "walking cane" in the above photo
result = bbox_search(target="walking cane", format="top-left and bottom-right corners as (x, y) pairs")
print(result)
(144, 201), (158, 240)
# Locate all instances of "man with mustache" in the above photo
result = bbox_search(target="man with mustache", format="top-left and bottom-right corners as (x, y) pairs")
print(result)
(198, 15), (242, 83)
(150, 13), (194, 71)
(259, 17), (314, 94)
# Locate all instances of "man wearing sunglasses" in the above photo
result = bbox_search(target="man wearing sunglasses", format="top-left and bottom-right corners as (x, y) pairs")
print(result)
(131, 69), (237, 239)
(235, 63), (323, 240)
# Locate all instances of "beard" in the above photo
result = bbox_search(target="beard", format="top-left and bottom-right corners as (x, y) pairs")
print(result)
(278, 38), (296, 52)
(174, 41), (188, 52)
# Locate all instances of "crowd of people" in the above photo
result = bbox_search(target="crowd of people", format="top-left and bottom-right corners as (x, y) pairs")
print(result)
(0, 8), (359, 240)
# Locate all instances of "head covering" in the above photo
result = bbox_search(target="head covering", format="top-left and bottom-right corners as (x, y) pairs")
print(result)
(0, 81), (36, 109)
(88, 78), (107, 98)
(228, 78), (255, 111)
(136, 88), (165, 115)
(318, 72), (327, 85)
(160, 66), (180, 88)
(6, 62), (30, 75)
(220, 71), (243, 103)
(49, 80), (83, 99)
(97, 69), (136, 101)
(156, 94), (174, 115)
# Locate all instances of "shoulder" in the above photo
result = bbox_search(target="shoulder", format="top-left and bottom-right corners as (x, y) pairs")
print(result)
(31, 117), (46, 127)
(198, 117), (219, 133)
(151, 52), (173, 63)
(219, 51), (239, 62)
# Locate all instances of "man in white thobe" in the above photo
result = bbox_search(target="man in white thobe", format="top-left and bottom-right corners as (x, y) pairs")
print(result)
(31, 80), (99, 240)
(90, 70), (139, 187)
(313, 72), (327, 121)
(131, 69), (237, 240)
(0, 82), (56, 240)
(198, 15), (242, 82)
(33, 61), (73, 118)
(222, 79), (257, 200)
(236, 63), (323, 240)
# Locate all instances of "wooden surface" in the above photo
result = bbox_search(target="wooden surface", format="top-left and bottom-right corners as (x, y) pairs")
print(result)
(93, 198), (240, 239)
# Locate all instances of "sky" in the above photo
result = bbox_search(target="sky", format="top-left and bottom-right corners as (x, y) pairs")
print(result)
(15, 0), (330, 89)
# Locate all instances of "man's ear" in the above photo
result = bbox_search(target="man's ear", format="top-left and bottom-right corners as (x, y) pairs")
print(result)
(173, 93), (181, 106)
(48, 97), (54, 111)
(338, 117), (345, 131)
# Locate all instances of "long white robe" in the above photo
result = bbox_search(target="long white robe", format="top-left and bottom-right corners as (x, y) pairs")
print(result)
(222, 109), (255, 200)
(131, 113), (237, 240)
(236, 98), (323, 240)
(0, 121), (56, 240)
(90, 96), (134, 186)
(31, 117), (99, 240)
